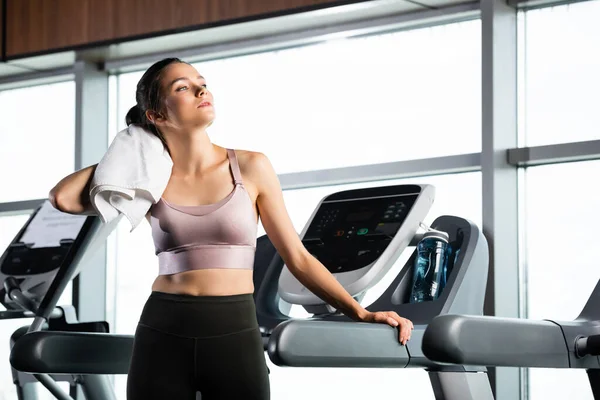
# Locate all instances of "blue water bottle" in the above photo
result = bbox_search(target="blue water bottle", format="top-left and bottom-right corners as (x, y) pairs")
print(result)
(409, 227), (450, 303)
(440, 244), (456, 293)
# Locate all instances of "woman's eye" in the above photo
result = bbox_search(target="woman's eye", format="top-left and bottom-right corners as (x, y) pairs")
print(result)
(176, 86), (188, 92)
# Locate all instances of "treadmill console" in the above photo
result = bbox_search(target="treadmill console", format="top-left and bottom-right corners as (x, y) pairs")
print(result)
(279, 184), (434, 307)
(0, 201), (95, 310)
(302, 194), (418, 274)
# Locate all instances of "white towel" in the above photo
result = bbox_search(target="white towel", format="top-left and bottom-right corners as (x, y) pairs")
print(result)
(89, 124), (173, 231)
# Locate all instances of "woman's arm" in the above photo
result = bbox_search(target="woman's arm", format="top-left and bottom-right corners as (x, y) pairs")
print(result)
(49, 164), (98, 215)
(247, 152), (413, 345)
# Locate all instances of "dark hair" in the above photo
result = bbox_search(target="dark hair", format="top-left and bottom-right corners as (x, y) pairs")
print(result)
(125, 57), (186, 148)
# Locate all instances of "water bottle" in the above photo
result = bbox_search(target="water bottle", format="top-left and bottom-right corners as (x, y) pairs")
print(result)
(409, 227), (450, 303)
(440, 244), (455, 293)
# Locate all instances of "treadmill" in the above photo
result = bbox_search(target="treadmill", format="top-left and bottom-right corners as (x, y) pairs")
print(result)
(2, 201), (126, 400)
(259, 184), (495, 399)
(422, 280), (600, 398)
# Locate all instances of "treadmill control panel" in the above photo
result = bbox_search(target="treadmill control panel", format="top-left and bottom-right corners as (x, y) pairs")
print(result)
(1, 201), (88, 276)
(302, 194), (418, 273)
(1, 243), (71, 275)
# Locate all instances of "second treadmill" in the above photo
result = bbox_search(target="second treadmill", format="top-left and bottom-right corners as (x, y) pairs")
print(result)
(260, 184), (494, 400)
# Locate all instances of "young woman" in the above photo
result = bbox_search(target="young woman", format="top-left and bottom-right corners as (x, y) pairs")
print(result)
(49, 58), (414, 400)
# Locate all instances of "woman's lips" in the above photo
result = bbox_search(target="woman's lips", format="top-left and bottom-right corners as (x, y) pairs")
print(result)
(197, 101), (212, 108)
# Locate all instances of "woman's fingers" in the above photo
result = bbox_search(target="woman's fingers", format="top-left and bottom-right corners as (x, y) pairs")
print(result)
(385, 312), (413, 345)
(368, 311), (414, 345)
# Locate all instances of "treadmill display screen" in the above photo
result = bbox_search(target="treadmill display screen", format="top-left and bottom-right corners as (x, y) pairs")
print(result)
(302, 193), (418, 274)
(0, 201), (89, 276)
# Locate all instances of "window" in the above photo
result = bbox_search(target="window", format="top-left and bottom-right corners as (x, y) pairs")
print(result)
(0, 214), (31, 253)
(522, 160), (600, 400)
(0, 81), (76, 202)
(115, 20), (481, 173)
(520, 1), (600, 147)
(107, 217), (157, 397)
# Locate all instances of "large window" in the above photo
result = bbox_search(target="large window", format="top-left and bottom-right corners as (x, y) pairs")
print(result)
(520, 1), (600, 147)
(115, 20), (481, 172)
(518, 2), (600, 398)
(0, 81), (76, 398)
(522, 160), (599, 400)
(0, 81), (76, 202)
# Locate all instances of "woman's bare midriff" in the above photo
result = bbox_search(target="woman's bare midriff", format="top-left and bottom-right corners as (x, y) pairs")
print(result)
(151, 269), (255, 296)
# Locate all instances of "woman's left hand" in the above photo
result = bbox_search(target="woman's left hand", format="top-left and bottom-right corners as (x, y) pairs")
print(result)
(360, 311), (414, 345)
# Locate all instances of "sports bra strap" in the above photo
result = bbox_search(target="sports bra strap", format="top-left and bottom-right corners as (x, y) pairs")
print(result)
(227, 149), (243, 185)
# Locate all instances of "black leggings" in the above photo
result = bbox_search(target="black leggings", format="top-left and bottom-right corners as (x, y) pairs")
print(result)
(127, 291), (270, 400)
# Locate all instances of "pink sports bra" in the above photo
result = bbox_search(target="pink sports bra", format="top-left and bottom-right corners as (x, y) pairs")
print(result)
(150, 149), (257, 275)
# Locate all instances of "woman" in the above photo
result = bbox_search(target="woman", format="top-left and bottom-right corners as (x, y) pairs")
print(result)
(49, 58), (414, 400)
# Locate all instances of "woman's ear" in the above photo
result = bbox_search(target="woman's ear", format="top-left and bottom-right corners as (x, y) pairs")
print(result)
(146, 109), (166, 125)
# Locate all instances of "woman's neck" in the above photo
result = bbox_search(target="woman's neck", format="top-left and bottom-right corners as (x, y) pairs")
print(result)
(163, 128), (221, 177)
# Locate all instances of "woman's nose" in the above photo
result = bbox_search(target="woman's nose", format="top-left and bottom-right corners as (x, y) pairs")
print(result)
(197, 86), (206, 97)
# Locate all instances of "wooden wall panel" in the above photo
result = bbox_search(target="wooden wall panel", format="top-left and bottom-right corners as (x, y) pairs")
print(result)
(87, 0), (115, 43)
(41, 0), (87, 51)
(6, 0), (45, 58)
(5, 0), (357, 59)
(114, 0), (182, 39)
(6, 0), (101, 57)
(111, 0), (341, 39)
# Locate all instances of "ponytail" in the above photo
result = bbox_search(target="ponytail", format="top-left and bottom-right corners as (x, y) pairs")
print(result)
(125, 104), (144, 126)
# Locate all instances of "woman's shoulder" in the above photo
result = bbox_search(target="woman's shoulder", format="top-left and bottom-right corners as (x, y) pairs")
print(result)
(231, 149), (271, 171)
(230, 149), (276, 185)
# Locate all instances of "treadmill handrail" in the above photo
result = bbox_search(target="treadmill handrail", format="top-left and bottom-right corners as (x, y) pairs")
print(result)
(10, 331), (134, 375)
(267, 318), (412, 368)
(422, 314), (600, 368)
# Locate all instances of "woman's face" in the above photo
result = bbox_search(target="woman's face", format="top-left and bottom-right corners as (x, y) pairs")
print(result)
(156, 62), (215, 130)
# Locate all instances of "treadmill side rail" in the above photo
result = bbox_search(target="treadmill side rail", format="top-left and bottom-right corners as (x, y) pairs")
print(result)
(267, 319), (410, 368)
(10, 331), (134, 374)
(423, 314), (570, 368)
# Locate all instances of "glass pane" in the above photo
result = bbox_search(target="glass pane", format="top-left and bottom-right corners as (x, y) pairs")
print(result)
(524, 160), (600, 399)
(108, 216), (160, 398)
(111, 218), (157, 337)
(116, 20), (481, 173)
(0, 214), (31, 254)
(522, 1), (600, 147)
(0, 81), (76, 202)
(115, 72), (143, 138)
